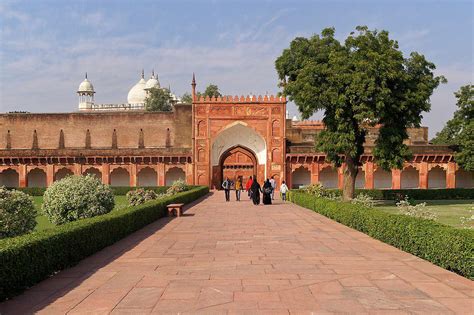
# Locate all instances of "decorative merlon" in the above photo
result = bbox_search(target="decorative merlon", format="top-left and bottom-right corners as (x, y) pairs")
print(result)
(194, 94), (286, 103)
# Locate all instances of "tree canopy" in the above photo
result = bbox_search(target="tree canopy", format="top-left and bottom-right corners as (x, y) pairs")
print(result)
(275, 26), (445, 199)
(197, 84), (222, 99)
(431, 84), (473, 170)
(145, 87), (173, 112)
(181, 92), (193, 104)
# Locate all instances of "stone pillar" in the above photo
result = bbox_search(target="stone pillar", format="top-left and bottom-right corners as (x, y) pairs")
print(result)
(130, 164), (137, 187)
(310, 163), (319, 184)
(186, 163), (193, 185)
(365, 162), (374, 189)
(102, 163), (110, 185)
(338, 164), (344, 189)
(446, 162), (456, 188)
(392, 169), (401, 189)
(46, 164), (54, 186)
(19, 164), (27, 188)
(419, 162), (428, 189)
(158, 163), (165, 186)
(73, 163), (82, 175)
(286, 164), (292, 189)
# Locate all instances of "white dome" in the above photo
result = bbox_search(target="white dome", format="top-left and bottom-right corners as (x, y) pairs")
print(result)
(127, 75), (147, 104)
(77, 75), (94, 93)
(145, 71), (160, 90)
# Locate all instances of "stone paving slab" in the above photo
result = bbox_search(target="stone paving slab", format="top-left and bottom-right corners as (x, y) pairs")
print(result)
(1, 192), (472, 314)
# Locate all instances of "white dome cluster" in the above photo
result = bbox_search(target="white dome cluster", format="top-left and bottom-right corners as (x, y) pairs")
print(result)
(77, 70), (181, 111)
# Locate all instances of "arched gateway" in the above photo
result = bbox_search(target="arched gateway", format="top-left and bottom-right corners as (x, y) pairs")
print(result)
(192, 89), (287, 189)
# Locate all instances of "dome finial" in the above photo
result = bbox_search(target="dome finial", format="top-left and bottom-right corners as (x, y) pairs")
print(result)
(152, 69), (155, 77)
(141, 69), (144, 79)
(85, 72), (88, 79)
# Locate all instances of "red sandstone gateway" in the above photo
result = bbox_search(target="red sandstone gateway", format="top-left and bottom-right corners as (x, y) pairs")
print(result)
(0, 75), (472, 189)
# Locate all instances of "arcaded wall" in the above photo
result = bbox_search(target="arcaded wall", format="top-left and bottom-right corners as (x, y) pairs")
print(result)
(0, 105), (192, 150)
(286, 120), (429, 146)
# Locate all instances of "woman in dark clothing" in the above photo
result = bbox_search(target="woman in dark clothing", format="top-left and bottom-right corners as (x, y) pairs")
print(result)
(250, 179), (261, 205)
(262, 179), (273, 205)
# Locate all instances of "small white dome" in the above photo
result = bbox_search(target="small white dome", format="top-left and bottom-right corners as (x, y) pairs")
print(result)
(127, 72), (147, 104)
(145, 71), (160, 90)
(77, 74), (94, 93)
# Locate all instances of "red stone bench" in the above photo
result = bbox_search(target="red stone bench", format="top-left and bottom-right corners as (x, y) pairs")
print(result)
(167, 203), (184, 217)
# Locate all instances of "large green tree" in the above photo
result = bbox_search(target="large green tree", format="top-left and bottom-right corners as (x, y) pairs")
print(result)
(145, 87), (173, 112)
(197, 84), (222, 99)
(275, 26), (445, 200)
(432, 85), (473, 170)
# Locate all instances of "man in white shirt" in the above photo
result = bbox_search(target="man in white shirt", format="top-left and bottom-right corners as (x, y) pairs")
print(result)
(270, 176), (276, 200)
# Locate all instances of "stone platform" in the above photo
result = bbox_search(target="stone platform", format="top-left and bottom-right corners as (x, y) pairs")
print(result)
(0, 192), (472, 314)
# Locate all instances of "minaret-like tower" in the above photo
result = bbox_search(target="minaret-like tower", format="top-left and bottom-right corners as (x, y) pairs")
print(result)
(77, 73), (95, 110)
(191, 73), (196, 101)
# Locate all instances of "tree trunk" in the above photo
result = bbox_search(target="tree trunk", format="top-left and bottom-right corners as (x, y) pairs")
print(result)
(342, 156), (358, 201)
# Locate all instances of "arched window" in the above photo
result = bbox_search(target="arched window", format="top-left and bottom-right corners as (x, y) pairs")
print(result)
(272, 120), (280, 136)
(197, 120), (206, 137)
(55, 168), (74, 181)
(165, 167), (186, 186)
(0, 169), (19, 187)
(137, 167), (157, 186)
(319, 167), (338, 188)
(428, 166), (446, 189)
(291, 166), (310, 189)
(401, 166), (419, 189)
(27, 168), (47, 187)
(110, 167), (130, 186)
(374, 169), (392, 189)
(197, 148), (205, 162)
(83, 167), (102, 179)
(272, 148), (281, 163)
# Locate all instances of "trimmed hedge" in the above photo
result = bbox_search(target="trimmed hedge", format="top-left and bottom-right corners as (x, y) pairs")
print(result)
(289, 190), (474, 279)
(11, 186), (172, 196)
(0, 186), (209, 301)
(323, 188), (474, 200)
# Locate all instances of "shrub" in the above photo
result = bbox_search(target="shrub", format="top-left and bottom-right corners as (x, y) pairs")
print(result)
(0, 186), (209, 301)
(0, 187), (36, 238)
(126, 188), (159, 206)
(166, 179), (189, 195)
(301, 188), (474, 200)
(42, 175), (115, 225)
(351, 193), (375, 208)
(289, 190), (474, 279)
(396, 196), (437, 220)
(303, 183), (327, 197)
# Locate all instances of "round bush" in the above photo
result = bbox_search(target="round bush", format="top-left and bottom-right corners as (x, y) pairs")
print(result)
(42, 175), (115, 225)
(0, 186), (37, 238)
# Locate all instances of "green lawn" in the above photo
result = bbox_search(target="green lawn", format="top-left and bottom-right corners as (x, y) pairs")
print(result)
(33, 195), (129, 232)
(375, 199), (473, 229)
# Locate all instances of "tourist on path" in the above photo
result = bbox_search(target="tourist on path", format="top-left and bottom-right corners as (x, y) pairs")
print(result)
(235, 177), (243, 201)
(280, 180), (289, 201)
(245, 176), (253, 199)
(222, 177), (231, 202)
(250, 179), (261, 205)
(270, 176), (276, 200)
(262, 179), (273, 205)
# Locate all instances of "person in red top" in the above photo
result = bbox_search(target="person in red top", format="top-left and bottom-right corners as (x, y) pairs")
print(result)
(245, 176), (253, 199)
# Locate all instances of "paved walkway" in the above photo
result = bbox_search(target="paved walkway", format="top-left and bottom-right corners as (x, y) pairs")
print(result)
(1, 192), (472, 314)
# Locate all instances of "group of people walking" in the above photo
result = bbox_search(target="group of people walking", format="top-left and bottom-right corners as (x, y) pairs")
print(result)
(221, 175), (289, 205)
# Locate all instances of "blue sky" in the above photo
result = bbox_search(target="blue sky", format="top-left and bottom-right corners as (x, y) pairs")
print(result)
(0, 0), (472, 137)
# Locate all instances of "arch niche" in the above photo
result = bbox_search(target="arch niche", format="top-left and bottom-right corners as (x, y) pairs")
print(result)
(55, 168), (74, 181)
(0, 169), (19, 187)
(211, 122), (266, 187)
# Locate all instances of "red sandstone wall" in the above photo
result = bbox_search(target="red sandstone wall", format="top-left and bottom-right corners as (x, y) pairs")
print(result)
(0, 105), (192, 150)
